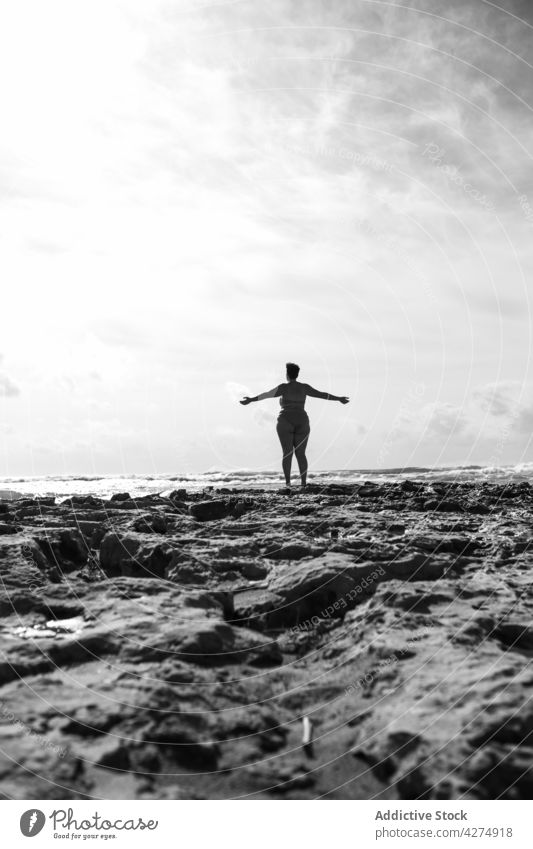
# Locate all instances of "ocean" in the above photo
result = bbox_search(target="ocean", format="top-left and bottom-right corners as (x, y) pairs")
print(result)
(1, 464), (533, 500)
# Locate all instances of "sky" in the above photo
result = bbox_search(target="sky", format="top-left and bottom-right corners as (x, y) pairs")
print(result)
(1, 0), (533, 477)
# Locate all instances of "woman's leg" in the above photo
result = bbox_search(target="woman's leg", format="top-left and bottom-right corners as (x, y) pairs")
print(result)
(276, 417), (294, 486)
(294, 426), (310, 487)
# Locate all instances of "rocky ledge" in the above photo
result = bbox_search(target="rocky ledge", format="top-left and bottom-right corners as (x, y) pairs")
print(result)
(0, 479), (532, 799)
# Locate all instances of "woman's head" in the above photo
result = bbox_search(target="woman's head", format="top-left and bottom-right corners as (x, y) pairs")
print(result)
(286, 362), (300, 381)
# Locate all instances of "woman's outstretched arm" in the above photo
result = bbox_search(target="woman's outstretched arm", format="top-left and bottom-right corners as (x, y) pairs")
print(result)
(240, 386), (280, 405)
(304, 384), (350, 404)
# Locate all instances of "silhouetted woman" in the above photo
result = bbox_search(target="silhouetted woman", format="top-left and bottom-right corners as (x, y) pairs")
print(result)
(240, 362), (349, 490)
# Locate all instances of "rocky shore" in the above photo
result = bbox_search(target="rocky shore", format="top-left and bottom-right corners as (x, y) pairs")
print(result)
(0, 479), (532, 799)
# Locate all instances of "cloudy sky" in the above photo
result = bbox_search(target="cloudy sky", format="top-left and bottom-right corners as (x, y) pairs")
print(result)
(1, 0), (533, 477)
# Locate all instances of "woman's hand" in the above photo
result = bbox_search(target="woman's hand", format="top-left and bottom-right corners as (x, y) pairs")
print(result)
(240, 396), (253, 405)
(338, 396), (350, 405)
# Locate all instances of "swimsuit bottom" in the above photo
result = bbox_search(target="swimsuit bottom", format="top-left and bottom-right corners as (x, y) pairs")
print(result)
(276, 408), (310, 440)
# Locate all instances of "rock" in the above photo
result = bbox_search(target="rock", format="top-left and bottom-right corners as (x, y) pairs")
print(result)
(1, 479), (533, 800)
(32, 528), (88, 572)
(99, 531), (173, 579)
(465, 501), (491, 514)
(189, 500), (231, 521)
(436, 500), (464, 512)
(494, 621), (533, 651)
(266, 554), (383, 626)
(231, 587), (284, 628)
(131, 513), (168, 534)
(240, 561), (269, 580)
(74, 520), (108, 549)
(349, 585), (533, 799)
(110, 492), (131, 501)
(379, 584), (454, 614)
(0, 536), (49, 613)
(119, 604), (281, 667)
(464, 745), (533, 798)
(0, 642), (53, 685)
(219, 522), (262, 536)
(0, 522), (19, 534)
(183, 590), (234, 619)
(169, 489), (188, 502)
(96, 743), (131, 771)
(46, 627), (121, 665)
(178, 621), (282, 667)
(383, 552), (451, 581)
(141, 720), (219, 768)
(263, 542), (324, 560)
(231, 499), (253, 519)
(0, 625), (121, 685)
(167, 561), (212, 584)
(61, 494), (103, 509)
(407, 533), (480, 555)
(211, 558), (268, 581)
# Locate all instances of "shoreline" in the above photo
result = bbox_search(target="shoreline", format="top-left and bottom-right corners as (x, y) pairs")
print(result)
(2, 462), (533, 503)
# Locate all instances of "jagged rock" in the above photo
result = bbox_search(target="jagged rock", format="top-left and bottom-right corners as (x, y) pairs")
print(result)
(1, 480), (533, 801)
(32, 528), (88, 572)
(232, 587), (285, 629)
(99, 531), (173, 578)
(0, 536), (49, 614)
(74, 520), (109, 549)
(266, 554), (383, 625)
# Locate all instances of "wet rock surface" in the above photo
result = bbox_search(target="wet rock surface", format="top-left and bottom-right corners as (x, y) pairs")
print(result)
(0, 480), (532, 799)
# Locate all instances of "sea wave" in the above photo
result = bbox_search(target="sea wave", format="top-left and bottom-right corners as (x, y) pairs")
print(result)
(1, 463), (533, 500)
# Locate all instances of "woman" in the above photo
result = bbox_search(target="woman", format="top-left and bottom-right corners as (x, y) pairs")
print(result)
(240, 362), (349, 490)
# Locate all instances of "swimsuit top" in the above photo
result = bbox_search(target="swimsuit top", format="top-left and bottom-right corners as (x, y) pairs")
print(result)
(278, 382), (307, 411)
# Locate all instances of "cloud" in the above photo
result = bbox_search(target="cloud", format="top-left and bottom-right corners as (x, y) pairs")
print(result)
(422, 402), (470, 439)
(252, 407), (277, 429)
(471, 382), (533, 435)
(0, 374), (20, 398)
(88, 320), (154, 349)
(225, 382), (250, 402)
(514, 405), (533, 434)
(472, 381), (521, 416)
(214, 426), (244, 439)
(1, 0), (533, 473)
